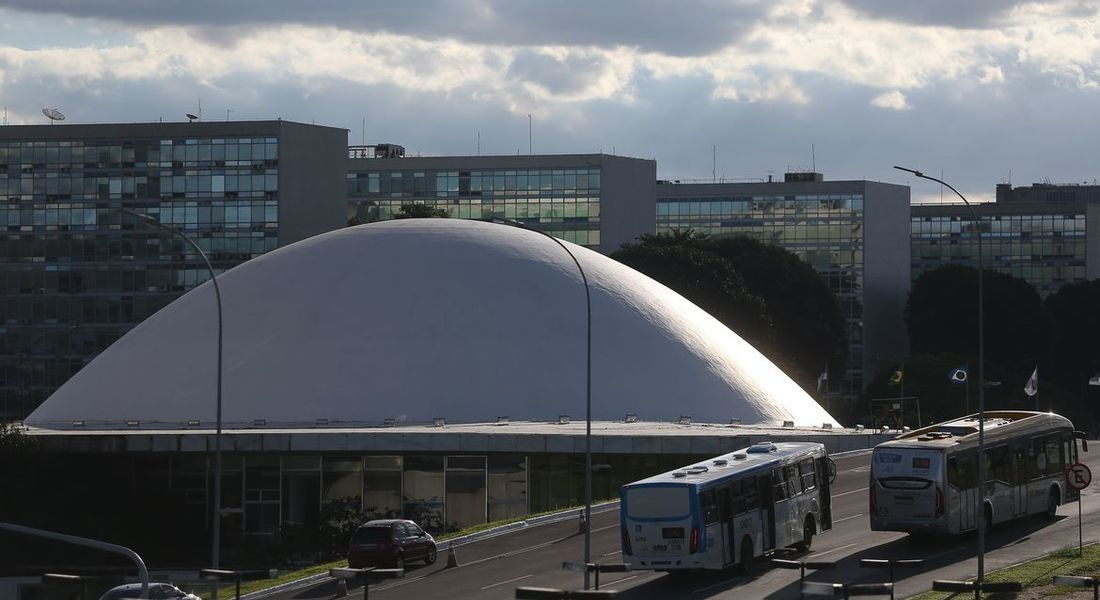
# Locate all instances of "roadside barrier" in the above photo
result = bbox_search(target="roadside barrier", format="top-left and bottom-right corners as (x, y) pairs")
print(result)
(931, 579), (1022, 598)
(857, 558), (923, 585)
(802, 582), (893, 599)
(771, 559), (836, 600)
(560, 562), (631, 591)
(1053, 575), (1099, 600)
(515, 586), (618, 598)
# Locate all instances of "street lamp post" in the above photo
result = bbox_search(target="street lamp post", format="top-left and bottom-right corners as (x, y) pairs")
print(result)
(893, 167), (986, 583)
(490, 217), (593, 589)
(118, 208), (225, 570)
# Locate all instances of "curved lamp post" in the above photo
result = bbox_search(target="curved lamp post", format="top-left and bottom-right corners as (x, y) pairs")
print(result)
(893, 167), (987, 583)
(118, 208), (225, 570)
(489, 217), (593, 589)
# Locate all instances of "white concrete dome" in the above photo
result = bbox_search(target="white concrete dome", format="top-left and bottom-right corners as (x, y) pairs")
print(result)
(26, 219), (839, 428)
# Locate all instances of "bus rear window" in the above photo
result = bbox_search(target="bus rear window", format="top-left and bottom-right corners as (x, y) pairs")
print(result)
(625, 487), (691, 519)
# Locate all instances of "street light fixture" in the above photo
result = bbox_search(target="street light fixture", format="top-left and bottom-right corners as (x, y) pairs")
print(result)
(117, 208), (225, 570)
(893, 166), (987, 584)
(489, 217), (594, 589)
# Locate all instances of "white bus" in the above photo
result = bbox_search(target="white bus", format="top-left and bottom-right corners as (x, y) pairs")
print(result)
(620, 441), (834, 572)
(870, 411), (1088, 535)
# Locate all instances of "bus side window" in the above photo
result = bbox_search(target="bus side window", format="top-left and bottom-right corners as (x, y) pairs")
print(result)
(785, 465), (803, 497)
(947, 456), (960, 488)
(773, 469), (788, 501)
(718, 486), (732, 523)
(956, 452), (976, 490)
(1046, 433), (1064, 476)
(744, 478), (760, 512)
(701, 489), (719, 525)
(799, 458), (817, 492)
(1031, 437), (1046, 480)
(1064, 431), (1077, 466)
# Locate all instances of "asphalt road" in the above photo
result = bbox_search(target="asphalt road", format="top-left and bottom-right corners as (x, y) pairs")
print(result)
(276, 449), (1100, 600)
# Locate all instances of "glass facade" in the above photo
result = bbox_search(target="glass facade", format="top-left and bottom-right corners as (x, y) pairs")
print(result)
(0, 135), (281, 418)
(656, 192), (867, 391)
(911, 211), (1088, 296)
(346, 167), (602, 248)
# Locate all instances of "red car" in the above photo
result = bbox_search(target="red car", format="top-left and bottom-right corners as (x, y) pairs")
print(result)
(348, 519), (438, 570)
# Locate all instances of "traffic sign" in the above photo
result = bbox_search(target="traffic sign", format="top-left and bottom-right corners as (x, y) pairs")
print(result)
(1067, 463), (1092, 491)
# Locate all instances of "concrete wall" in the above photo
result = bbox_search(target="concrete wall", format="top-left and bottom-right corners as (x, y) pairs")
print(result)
(862, 182), (912, 383)
(598, 156), (656, 253)
(277, 121), (349, 244)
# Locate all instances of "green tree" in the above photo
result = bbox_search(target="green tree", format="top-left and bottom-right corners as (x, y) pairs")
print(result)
(1045, 280), (1100, 431)
(612, 238), (775, 350)
(394, 203), (449, 219)
(906, 265), (1050, 375)
(707, 236), (847, 387)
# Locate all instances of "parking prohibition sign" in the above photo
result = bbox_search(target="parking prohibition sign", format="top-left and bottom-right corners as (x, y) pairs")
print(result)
(1067, 463), (1092, 491)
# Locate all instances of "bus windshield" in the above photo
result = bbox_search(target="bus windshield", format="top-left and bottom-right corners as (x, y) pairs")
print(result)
(625, 486), (691, 520)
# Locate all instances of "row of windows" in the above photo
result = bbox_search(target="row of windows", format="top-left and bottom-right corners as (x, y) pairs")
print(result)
(1, 172), (278, 199)
(912, 215), (1085, 234)
(348, 169), (601, 197)
(658, 196), (864, 216)
(1, 201), (278, 229)
(0, 139), (278, 166)
(0, 233), (278, 264)
(947, 430), (1074, 489)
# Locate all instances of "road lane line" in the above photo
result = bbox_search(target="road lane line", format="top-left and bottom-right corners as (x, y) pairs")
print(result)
(833, 513), (867, 524)
(833, 487), (869, 498)
(480, 574), (533, 590)
(809, 542), (859, 558)
(592, 523), (618, 533)
(602, 549), (622, 557)
(601, 573), (640, 586)
(693, 577), (743, 595)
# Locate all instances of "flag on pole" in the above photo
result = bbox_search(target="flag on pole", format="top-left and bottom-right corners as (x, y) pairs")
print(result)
(888, 368), (904, 386)
(817, 366), (828, 392)
(1024, 366), (1038, 397)
(1089, 372), (1100, 387)
(949, 367), (968, 384)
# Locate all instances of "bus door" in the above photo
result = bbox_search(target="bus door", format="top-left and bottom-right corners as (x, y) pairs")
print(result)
(816, 456), (833, 530)
(948, 452), (977, 531)
(758, 473), (775, 551)
(1011, 443), (1028, 516)
(770, 468), (793, 547)
(717, 485), (732, 566)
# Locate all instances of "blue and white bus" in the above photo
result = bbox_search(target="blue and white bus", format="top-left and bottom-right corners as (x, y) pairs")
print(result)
(620, 441), (833, 571)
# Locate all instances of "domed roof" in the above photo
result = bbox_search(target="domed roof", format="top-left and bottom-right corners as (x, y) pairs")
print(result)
(26, 219), (838, 429)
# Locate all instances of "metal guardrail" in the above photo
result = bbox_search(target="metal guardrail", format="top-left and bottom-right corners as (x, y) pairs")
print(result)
(803, 582), (894, 599)
(858, 558), (924, 584)
(329, 566), (403, 600)
(561, 562), (630, 591)
(932, 579), (1023, 596)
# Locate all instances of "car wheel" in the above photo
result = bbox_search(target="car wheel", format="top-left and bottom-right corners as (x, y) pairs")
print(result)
(395, 553), (405, 571)
(1047, 487), (1060, 520)
(425, 545), (437, 565)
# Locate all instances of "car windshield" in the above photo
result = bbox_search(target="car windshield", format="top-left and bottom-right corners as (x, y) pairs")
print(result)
(351, 526), (391, 543)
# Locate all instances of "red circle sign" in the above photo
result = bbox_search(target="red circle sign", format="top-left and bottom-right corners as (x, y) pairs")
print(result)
(1067, 463), (1092, 491)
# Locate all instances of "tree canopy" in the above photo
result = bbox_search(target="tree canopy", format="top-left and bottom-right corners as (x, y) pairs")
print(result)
(906, 265), (1050, 373)
(394, 203), (449, 219)
(612, 231), (846, 394)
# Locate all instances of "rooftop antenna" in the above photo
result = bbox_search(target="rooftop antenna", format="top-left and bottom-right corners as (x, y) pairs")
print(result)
(198, 97), (202, 121)
(528, 114), (533, 154)
(2, 106), (6, 126)
(185, 113), (199, 123)
(811, 143), (816, 172)
(42, 107), (65, 124)
(477, 131), (481, 156)
(712, 144), (716, 183)
(361, 117), (365, 145)
(226, 108), (234, 121)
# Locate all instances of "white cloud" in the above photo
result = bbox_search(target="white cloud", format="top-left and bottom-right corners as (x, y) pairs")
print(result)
(870, 90), (911, 110)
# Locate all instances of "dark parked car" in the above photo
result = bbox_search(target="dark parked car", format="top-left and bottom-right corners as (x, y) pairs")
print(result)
(348, 519), (437, 570)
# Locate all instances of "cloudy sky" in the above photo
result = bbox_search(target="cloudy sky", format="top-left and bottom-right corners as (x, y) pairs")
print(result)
(1, 0), (1098, 202)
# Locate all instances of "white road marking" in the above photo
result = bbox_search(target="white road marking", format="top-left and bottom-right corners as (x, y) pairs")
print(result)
(693, 577), (741, 595)
(809, 542), (860, 558)
(602, 549), (622, 557)
(833, 487), (869, 498)
(601, 573), (641, 586)
(833, 513), (867, 524)
(592, 523), (619, 533)
(480, 574), (533, 590)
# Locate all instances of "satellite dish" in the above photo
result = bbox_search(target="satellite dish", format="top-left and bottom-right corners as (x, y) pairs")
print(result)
(186, 113), (199, 122)
(42, 108), (65, 122)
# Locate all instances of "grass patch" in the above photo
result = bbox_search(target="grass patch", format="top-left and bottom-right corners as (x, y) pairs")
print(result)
(911, 543), (1100, 599)
(194, 499), (618, 598)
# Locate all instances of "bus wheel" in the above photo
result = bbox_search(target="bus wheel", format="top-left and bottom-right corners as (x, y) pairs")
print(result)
(1046, 487), (1060, 520)
(738, 537), (754, 574)
(796, 516), (815, 552)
